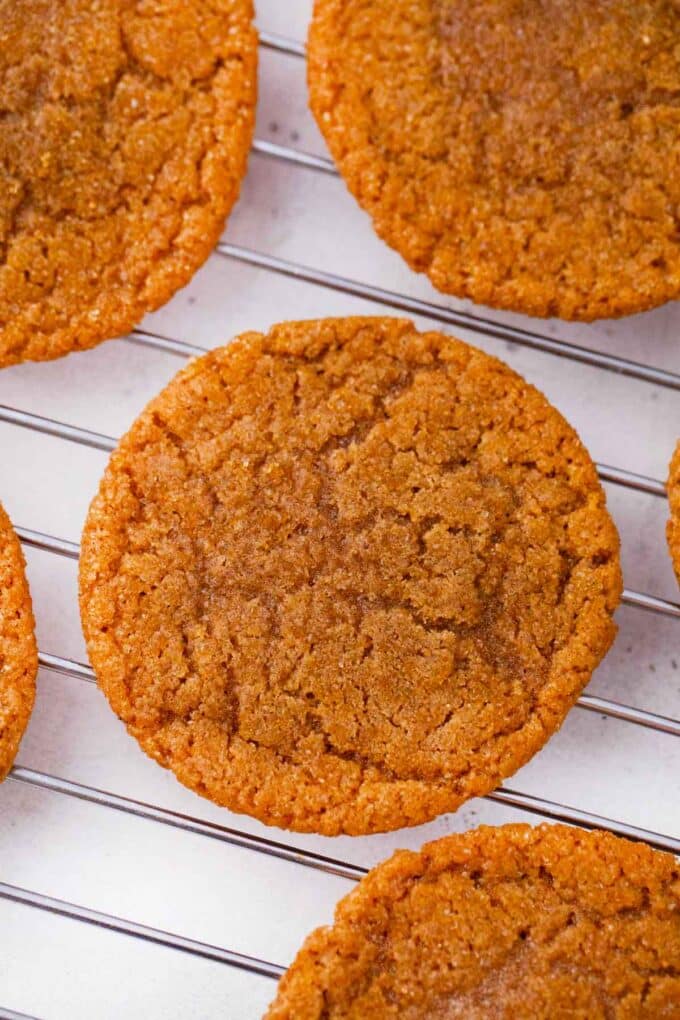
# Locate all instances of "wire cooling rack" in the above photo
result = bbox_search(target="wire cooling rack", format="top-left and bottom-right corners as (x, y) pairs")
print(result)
(1, 6), (680, 1017)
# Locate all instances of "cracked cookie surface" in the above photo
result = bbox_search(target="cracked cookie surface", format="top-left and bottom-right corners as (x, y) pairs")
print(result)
(0, 0), (257, 367)
(266, 824), (680, 1018)
(309, 0), (680, 321)
(79, 317), (621, 834)
(0, 503), (37, 781)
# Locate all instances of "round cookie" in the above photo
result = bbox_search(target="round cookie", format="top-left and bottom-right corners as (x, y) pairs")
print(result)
(666, 440), (680, 584)
(266, 824), (680, 1018)
(0, 503), (37, 780)
(79, 317), (622, 835)
(0, 0), (257, 367)
(308, 1), (680, 321)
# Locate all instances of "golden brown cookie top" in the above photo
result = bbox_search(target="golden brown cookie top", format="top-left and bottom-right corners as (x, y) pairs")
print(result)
(79, 317), (621, 835)
(0, 503), (37, 780)
(308, 0), (680, 321)
(0, 0), (257, 367)
(666, 440), (680, 584)
(266, 824), (680, 1019)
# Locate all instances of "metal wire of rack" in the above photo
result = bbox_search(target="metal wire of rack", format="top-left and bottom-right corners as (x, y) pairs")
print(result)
(1, 23), (680, 1020)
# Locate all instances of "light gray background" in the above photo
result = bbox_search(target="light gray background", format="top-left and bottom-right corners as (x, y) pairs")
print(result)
(0, 2), (679, 1016)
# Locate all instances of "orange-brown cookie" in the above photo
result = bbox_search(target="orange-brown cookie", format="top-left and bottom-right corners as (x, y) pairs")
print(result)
(266, 824), (680, 1018)
(0, 503), (37, 780)
(308, 1), (680, 321)
(0, 0), (257, 367)
(666, 441), (680, 584)
(79, 317), (621, 835)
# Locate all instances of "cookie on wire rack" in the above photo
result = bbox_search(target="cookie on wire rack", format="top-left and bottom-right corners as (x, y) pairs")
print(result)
(0, 502), (37, 781)
(79, 317), (622, 835)
(266, 824), (680, 1018)
(0, 0), (257, 367)
(308, 0), (680, 321)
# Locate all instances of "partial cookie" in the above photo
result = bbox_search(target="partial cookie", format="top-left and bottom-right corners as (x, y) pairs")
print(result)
(0, 0), (257, 367)
(79, 317), (621, 835)
(667, 441), (680, 584)
(0, 503), (37, 780)
(266, 824), (680, 1018)
(308, 1), (680, 321)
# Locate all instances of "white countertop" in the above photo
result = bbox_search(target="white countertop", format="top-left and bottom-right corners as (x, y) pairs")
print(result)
(1, 2), (679, 1016)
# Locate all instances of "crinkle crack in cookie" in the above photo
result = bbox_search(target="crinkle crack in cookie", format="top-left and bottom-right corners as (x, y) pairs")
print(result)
(0, 503), (37, 781)
(666, 440), (680, 585)
(308, 0), (680, 321)
(266, 824), (680, 1019)
(0, 0), (257, 367)
(79, 318), (622, 835)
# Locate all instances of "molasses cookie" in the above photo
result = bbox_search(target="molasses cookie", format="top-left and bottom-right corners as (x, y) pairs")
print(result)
(0, 503), (37, 780)
(266, 824), (680, 1018)
(308, 1), (680, 321)
(0, 0), (257, 367)
(79, 317), (621, 835)
(666, 440), (680, 585)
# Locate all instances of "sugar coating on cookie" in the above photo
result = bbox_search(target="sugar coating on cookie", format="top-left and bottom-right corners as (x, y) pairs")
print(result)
(667, 440), (680, 585)
(308, 0), (680, 321)
(0, 503), (37, 780)
(0, 0), (257, 367)
(79, 317), (621, 835)
(266, 824), (680, 1018)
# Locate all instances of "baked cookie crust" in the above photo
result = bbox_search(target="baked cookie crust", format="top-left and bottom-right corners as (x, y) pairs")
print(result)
(80, 317), (621, 835)
(666, 440), (680, 585)
(0, 0), (257, 367)
(309, 0), (680, 321)
(0, 503), (37, 780)
(266, 824), (680, 1018)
